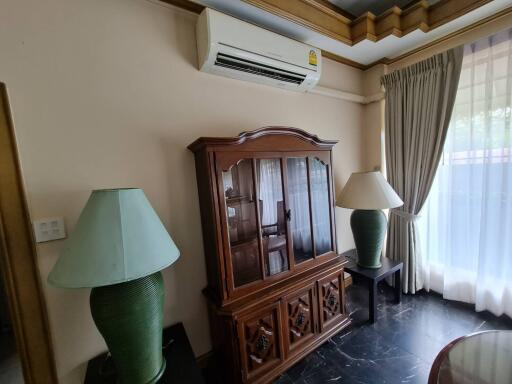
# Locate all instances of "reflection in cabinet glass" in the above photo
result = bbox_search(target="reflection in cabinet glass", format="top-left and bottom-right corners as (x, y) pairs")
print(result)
(286, 158), (313, 264)
(256, 159), (289, 276)
(310, 158), (333, 256)
(223, 160), (262, 287)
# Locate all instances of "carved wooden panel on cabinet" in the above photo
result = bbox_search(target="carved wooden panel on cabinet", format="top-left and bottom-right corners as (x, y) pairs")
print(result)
(318, 271), (345, 331)
(237, 302), (283, 382)
(282, 284), (317, 356)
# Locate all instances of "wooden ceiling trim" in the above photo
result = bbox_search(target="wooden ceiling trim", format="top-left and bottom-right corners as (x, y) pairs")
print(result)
(308, 0), (356, 20)
(158, 0), (510, 71)
(373, 7), (402, 40)
(351, 12), (378, 44)
(160, 0), (204, 13)
(240, 0), (491, 47)
(160, 0), (365, 68)
(399, 1), (429, 35)
(377, 4), (512, 69)
(241, 0), (353, 44)
(302, 0), (353, 22)
(321, 51), (366, 69)
(428, 0), (492, 29)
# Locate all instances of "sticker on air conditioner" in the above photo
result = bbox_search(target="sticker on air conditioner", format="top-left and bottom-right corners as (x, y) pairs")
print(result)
(309, 50), (317, 66)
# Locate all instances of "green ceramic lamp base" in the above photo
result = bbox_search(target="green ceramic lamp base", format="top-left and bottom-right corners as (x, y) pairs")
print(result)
(350, 209), (387, 269)
(90, 272), (166, 384)
(147, 360), (166, 384)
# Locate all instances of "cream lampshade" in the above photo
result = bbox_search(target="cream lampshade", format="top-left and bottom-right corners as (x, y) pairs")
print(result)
(337, 171), (403, 210)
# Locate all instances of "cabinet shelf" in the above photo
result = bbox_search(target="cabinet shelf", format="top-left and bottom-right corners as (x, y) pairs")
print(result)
(230, 237), (258, 248)
(225, 195), (252, 204)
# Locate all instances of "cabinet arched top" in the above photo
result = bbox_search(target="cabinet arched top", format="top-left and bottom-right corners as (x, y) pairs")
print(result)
(187, 127), (338, 153)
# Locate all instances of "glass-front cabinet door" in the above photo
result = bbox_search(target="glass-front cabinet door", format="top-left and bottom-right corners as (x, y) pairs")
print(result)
(309, 157), (333, 256)
(221, 156), (290, 290)
(222, 159), (262, 287)
(219, 153), (334, 293)
(285, 156), (334, 266)
(255, 159), (289, 277)
(286, 158), (314, 264)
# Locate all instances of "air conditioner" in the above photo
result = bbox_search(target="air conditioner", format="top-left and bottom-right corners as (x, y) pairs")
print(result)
(196, 8), (321, 92)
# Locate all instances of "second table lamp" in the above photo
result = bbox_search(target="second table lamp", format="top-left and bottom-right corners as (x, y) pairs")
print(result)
(337, 172), (403, 268)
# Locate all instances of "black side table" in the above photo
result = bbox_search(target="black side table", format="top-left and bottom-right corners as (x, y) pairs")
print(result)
(84, 322), (205, 384)
(344, 256), (403, 323)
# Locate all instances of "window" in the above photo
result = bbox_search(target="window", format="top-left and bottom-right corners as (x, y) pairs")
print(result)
(418, 29), (512, 317)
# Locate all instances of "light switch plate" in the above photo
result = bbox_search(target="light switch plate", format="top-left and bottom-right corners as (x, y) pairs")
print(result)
(33, 217), (66, 243)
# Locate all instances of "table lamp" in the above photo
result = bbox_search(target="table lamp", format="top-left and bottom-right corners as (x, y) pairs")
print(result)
(337, 172), (403, 268)
(48, 188), (180, 383)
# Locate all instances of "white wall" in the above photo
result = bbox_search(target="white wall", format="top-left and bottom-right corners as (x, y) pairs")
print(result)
(0, 0), (365, 382)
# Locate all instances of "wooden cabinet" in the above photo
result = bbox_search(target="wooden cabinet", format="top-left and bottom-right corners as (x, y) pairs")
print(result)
(189, 127), (350, 383)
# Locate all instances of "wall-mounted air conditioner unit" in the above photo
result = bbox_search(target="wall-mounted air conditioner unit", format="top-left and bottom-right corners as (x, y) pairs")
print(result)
(196, 8), (321, 92)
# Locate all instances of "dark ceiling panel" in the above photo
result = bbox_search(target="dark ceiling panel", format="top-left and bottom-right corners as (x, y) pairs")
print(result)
(327, 0), (436, 17)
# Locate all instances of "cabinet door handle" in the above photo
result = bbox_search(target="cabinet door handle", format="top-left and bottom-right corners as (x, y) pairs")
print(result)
(285, 209), (291, 221)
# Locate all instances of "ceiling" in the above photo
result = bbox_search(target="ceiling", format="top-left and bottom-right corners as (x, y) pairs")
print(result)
(164, 0), (512, 68)
(327, 0), (431, 17)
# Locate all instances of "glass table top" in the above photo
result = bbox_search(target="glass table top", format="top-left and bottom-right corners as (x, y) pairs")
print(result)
(431, 330), (512, 384)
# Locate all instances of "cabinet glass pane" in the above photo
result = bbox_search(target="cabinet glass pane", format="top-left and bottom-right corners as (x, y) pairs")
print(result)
(223, 160), (262, 287)
(256, 159), (289, 276)
(286, 158), (313, 263)
(310, 158), (333, 255)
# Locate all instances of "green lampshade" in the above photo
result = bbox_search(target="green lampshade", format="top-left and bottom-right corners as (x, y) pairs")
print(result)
(48, 188), (180, 288)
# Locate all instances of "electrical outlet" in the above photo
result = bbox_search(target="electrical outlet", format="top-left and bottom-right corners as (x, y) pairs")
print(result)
(33, 217), (66, 243)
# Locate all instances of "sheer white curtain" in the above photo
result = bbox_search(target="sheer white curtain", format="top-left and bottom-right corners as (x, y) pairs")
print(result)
(310, 158), (332, 254)
(287, 158), (313, 253)
(418, 29), (512, 317)
(260, 158), (332, 256)
(258, 159), (283, 226)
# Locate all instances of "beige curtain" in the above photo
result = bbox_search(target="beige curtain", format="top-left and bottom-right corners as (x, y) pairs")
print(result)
(381, 47), (463, 294)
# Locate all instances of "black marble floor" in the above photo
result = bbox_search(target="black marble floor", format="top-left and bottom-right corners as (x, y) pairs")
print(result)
(273, 281), (512, 384)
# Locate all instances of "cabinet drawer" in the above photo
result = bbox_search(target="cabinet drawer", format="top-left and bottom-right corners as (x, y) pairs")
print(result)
(317, 270), (346, 331)
(282, 283), (317, 357)
(236, 301), (283, 382)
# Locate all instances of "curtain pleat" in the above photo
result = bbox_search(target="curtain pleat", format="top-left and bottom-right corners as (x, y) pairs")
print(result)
(381, 47), (464, 293)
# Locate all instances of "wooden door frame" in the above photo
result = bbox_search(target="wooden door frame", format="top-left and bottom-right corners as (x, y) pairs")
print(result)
(0, 82), (58, 383)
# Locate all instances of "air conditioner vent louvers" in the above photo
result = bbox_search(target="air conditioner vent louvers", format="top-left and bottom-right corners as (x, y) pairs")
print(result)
(215, 53), (306, 85)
